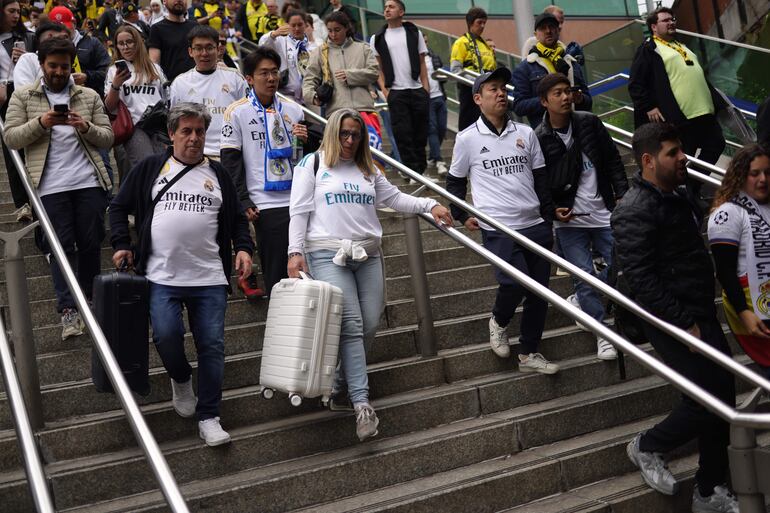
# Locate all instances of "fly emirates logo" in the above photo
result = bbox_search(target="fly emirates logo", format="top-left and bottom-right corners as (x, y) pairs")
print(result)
(324, 182), (375, 206)
(482, 154), (529, 177)
(159, 190), (214, 213)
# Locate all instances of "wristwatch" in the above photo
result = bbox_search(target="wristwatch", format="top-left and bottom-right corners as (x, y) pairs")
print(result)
(288, 252), (303, 259)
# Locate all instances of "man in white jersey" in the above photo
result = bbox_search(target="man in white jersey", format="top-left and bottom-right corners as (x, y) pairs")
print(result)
(169, 25), (248, 160)
(221, 46), (306, 298)
(445, 68), (560, 375)
(109, 103), (254, 447)
(534, 73), (628, 361)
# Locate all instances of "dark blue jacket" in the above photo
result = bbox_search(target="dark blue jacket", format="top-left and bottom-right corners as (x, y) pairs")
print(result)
(511, 38), (592, 128)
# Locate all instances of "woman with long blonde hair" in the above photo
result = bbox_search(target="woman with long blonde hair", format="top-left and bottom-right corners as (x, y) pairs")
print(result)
(708, 143), (770, 378)
(104, 24), (167, 169)
(286, 109), (452, 442)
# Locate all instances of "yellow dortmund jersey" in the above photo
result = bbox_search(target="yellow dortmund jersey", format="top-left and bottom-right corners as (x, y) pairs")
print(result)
(450, 33), (496, 73)
(245, 0), (267, 40)
(195, 2), (231, 32)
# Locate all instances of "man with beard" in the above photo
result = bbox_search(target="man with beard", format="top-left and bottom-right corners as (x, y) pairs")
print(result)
(148, 0), (197, 81)
(612, 123), (737, 512)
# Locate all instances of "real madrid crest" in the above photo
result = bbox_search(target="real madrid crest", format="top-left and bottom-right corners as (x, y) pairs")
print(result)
(516, 138), (525, 149)
(297, 51), (309, 73)
(269, 159), (288, 177)
(272, 116), (286, 145)
(757, 280), (770, 316)
(203, 179), (214, 192)
(222, 84), (231, 94)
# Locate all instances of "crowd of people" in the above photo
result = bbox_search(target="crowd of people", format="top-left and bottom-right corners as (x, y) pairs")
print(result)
(0, 0), (768, 510)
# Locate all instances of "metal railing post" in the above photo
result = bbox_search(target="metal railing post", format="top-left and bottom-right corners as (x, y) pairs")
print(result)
(729, 388), (766, 513)
(358, 5), (368, 41)
(0, 222), (44, 430)
(403, 213), (436, 356)
(0, 310), (55, 513)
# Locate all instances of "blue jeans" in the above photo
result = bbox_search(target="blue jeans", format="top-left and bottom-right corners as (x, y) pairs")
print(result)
(428, 95), (447, 162)
(305, 250), (383, 405)
(149, 283), (228, 420)
(555, 226), (613, 323)
(379, 106), (401, 162)
(482, 222), (553, 355)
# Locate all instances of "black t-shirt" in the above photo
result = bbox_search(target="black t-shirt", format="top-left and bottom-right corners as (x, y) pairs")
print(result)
(148, 18), (197, 82)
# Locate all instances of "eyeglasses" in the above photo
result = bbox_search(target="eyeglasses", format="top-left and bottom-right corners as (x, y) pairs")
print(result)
(659, 16), (677, 23)
(191, 45), (217, 53)
(255, 69), (280, 78)
(339, 130), (362, 141)
(116, 40), (136, 47)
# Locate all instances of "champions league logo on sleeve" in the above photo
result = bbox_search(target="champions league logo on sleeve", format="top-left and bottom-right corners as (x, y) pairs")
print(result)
(714, 211), (729, 225)
(222, 124), (234, 138)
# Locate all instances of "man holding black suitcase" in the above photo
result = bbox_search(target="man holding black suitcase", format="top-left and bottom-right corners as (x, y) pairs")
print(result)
(110, 102), (254, 447)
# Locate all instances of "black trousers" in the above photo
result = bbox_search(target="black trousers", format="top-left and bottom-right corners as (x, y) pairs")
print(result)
(678, 114), (725, 165)
(387, 88), (429, 174)
(639, 315), (735, 495)
(254, 206), (289, 296)
(482, 222), (554, 355)
(1, 82), (29, 209)
(458, 84), (480, 132)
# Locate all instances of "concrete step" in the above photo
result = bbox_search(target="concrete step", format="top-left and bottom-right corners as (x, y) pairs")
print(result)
(0, 357), (668, 511)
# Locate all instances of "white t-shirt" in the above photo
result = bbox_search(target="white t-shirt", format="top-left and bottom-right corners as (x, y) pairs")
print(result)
(220, 96), (303, 210)
(38, 83), (100, 197)
(104, 61), (167, 124)
(289, 152), (437, 249)
(424, 54), (442, 99)
(707, 201), (762, 278)
(553, 126), (611, 229)
(144, 157), (228, 286)
(0, 33), (13, 81)
(448, 117), (545, 231)
(370, 26), (427, 90)
(12, 51), (41, 88)
(169, 67), (248, 157)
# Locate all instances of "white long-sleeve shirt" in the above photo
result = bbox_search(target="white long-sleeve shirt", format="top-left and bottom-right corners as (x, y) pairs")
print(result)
(288, 152), (437, 254)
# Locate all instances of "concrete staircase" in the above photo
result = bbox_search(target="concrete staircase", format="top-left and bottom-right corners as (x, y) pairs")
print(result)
(0, 135), (765, 513)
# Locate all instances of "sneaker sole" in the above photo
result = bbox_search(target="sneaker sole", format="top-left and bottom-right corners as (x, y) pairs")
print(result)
(626, 440), (678, 496)
(200, 433), (231, 447)
(490, 346), (511, 358)
(173, 405), (196, 418)
(597, 351), (618, 361)
(61, 328), (84, 341)
(518, 365), (559, 375)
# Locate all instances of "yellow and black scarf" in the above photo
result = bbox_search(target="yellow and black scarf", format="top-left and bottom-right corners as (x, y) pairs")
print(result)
(532, 43), (569, 75)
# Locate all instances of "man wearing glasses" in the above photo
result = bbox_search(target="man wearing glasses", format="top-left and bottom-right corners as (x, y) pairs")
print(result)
(628, 7), (725, 172)
(169, 25), (248, 161)
(221, 47), (306, 298)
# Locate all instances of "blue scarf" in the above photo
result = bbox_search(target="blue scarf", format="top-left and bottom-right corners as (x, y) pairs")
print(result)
(248, 88), (293, 191)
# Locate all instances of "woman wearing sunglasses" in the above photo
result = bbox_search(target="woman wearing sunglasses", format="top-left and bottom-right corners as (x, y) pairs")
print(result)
(287, 109), (452, 441)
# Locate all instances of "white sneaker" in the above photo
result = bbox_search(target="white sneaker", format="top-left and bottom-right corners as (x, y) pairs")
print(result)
(198, 417), (231, 446)
(436, 161), (448, 176)
(15, 203), (32, 223)
(354, 403), (380, 442)
(488, 316), (510, 358)
(61, 308), (84, 340)
(597, 337), (618, 360)
(427, 159), (436, 168)
(171, 378), (197, 418)
(626, 433), (678, 495)
(518, 353), (560, 374)
(567, 294), (590, 331)
(692, 484), (738, 513)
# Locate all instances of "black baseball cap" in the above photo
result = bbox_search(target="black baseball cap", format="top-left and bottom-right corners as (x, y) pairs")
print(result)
(534, 12), (559, 29)
(122, 3), (138, 16)
(472, 67), (512, 95)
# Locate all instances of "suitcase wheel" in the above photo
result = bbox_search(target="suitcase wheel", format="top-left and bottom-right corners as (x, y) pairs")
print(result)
(289, 393), (302, 407)
(261, 387), (275, 400)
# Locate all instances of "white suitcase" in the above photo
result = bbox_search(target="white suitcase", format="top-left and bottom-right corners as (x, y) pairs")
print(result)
(259, 273), (344, 406)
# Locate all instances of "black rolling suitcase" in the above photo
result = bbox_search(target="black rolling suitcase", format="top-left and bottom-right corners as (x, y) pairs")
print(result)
(91, 270), (151, 396)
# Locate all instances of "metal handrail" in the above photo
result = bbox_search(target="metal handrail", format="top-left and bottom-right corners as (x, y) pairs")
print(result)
(436, 68), (733, 176)
(275, 85), (770, 399)
(419, 214), (770, 429)
(631, 19), (770, 55)
(0, 120), (189, 513)
(0, 312), (55, 513)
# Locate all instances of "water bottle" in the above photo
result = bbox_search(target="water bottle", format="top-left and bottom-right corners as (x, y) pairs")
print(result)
(292, 134), (303, 162)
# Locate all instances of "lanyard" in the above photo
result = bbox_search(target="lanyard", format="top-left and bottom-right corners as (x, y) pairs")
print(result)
(653, 36), (694, 65)
(467, 33), (485, 72)
(247, 88), (292, 159)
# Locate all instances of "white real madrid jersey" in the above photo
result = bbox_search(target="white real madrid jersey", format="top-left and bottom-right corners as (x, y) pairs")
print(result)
(169, 67), (249, 158)
(220, 96), (304, 210)
(448, 117), (546, 231)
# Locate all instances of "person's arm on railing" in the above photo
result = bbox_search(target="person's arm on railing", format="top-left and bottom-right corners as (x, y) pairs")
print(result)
(612, 203), (695, 330)
(343, 44), (379, 86)
(3, 90), (48, 150)
(510, 65), (542, 119)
